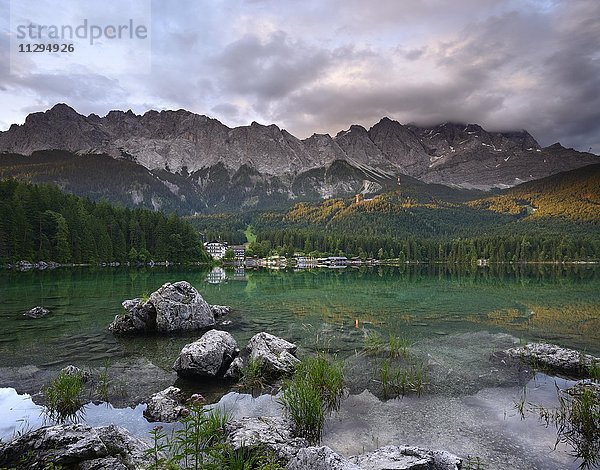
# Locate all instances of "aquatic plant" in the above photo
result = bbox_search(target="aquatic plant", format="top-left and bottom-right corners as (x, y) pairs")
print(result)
(363, 332), (385, 355)
(376, 360), (429, 399)
(146, 405), (286, 469)
(280, 374), (325, 445)
(279, 353), (345, 444)
(240, 358), (266, 392)
(464, 455), (485, 469)
(517, 382), (599, 470)
(537, 386), (599, 470)
(42, 369), (86, 423)
(294, 353), (345, 412)
(95, 360), (110, 402)
(388, 334), (412, 358)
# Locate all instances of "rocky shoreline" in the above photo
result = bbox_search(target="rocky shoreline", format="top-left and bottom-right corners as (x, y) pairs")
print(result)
(1, 281), (598, 469)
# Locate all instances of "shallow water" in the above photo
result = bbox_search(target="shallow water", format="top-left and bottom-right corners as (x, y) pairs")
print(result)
(1, 265), (598, 371)
(0, 264), (598, 467)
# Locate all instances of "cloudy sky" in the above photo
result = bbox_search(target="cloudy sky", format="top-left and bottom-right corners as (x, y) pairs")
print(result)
(1, 0), (598, 152)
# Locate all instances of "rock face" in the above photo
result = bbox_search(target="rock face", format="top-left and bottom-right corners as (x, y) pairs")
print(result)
(349, 445), (462, 470)
(226, 416), (309, 463)
(287, 446), (362, 470)
(1, 104), (597, 213)
(109, 281), (229, 334)
(24, 306), (50, 318)
(245, 332), (300, 377)
(0, 424), (154, 469)
(173, 329), (239, 377)
(143, 386), (189, 422)
(504, 343), (599, 377)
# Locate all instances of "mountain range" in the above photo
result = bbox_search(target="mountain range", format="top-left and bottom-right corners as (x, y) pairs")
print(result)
(0, 104), (597, 213)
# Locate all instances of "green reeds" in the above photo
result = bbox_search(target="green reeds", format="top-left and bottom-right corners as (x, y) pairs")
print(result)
(42, 369), (86, 423)
(279, 353), (345, 445)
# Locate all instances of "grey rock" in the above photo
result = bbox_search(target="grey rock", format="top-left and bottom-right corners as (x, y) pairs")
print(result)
(143, 386), (189, 423)
(24, 306), (50, 318)
(504, 342), (599, 377)
(150, 281), (215, 331)
(211, 305), (231, 318)
(226, 416), (308, 463)
(246, 332), (300, 377)
(109, 281), (230, 334)
(60, 364), (91, 382)
(286, 446), (362, 470)
(349, 445), (461, 470)
(173, 329), (239, 377)
(224, 356), (244, 379)
(0, 423), (154, 469)
(1, 105), (597, 211)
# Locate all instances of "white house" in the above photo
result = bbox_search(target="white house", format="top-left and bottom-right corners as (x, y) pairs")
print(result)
(204, 240), (227, 260)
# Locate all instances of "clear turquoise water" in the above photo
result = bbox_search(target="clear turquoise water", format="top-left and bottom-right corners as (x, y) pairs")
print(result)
(1, 264), (599, 372)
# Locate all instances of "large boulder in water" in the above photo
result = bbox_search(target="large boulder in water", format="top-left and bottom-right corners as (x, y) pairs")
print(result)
(173, 329), (239, 377)
(0, 423), (154, 469)
(246, 332), (300, 377)
(109, 281), (229, 334)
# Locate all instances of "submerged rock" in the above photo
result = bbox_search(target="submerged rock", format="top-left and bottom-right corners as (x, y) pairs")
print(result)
(23, 306), (50, 318)
(246, 332), (300, 378)
(173, 329), (239, 377)
(143, 386), (189, 422)
(226, 416), (308, 463)
(503, 342), (599, 377)
(0, 423), (154, 469)
(109, 281), (231, 334)
(349, 445), (462, 470)
(287, 446), (361, 470)
(211, 305), (231, 318)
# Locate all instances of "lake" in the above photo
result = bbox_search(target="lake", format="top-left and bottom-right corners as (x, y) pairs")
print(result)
(1, 264), (598, 468)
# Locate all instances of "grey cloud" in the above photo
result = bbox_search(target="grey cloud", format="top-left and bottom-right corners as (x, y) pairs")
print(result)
(211, 31), (331, 100)
(211, 102), (239, 119)
(1, 0), (598, 153)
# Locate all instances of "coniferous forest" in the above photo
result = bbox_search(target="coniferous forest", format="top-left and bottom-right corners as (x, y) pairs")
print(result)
(0, 179), (210, 264)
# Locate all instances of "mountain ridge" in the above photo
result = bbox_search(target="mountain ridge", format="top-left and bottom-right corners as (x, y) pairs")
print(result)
(0, 104), (598, 213)
(1, 104), (597, 188)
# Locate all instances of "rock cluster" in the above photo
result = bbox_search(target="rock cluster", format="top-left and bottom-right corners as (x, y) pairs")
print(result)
(108, 281), (230, 334)
(0, 424), (154, 469)
(172, 330), (300, 380)
(503, 342), (599, 377)
(224, 417), (462, 470)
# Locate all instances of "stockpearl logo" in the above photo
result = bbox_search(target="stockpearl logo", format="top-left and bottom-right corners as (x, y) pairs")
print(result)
(10, 0), (151, 75)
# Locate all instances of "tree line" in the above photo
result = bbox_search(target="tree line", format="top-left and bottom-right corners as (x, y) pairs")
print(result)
(252, 228), (600, 262)
(0, 179), (210, 264)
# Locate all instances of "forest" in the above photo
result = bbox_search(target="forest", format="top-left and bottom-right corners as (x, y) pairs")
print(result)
(187, 164), (600, 262)
(0, 179), (210, 264)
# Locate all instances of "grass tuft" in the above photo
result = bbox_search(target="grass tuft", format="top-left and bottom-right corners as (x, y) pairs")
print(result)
(42, 369), (86, 423)
(279, 353), (345, 444)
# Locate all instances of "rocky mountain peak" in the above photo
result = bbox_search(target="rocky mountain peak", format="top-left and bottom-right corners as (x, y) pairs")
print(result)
(0, 104), (597, 192)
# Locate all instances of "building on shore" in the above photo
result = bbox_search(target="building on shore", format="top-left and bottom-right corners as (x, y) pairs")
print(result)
(204, 240), (227, 260)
